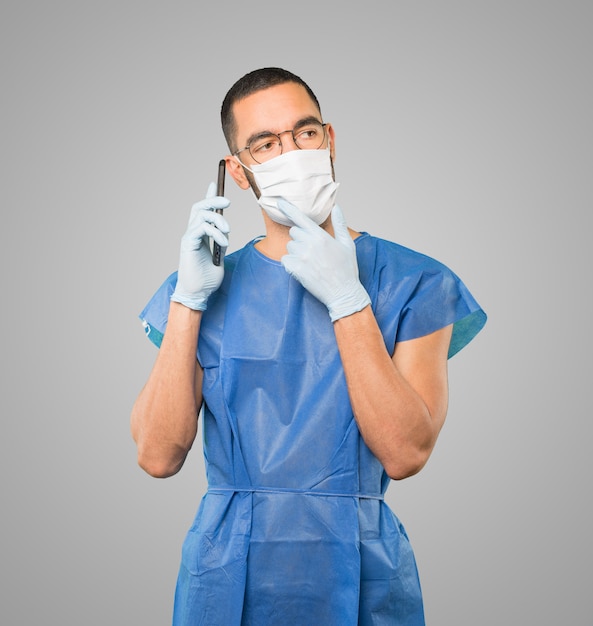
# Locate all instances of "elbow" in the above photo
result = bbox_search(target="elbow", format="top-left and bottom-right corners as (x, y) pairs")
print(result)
(131, 411), (196, 479)
(383, 447), (432, 481)
(137, 456), (182, 479)
(382, 419), (442, 480)
(135, 441), (189, 479)
(386, 462), (424, 481)
(384, 460), (425, 481)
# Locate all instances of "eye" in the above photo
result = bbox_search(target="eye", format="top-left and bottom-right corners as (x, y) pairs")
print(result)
(251, 135), (280, 155)
(295, 126), (319, 142)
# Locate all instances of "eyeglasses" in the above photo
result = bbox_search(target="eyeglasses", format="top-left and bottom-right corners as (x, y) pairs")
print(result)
(234, 120), (328, 164)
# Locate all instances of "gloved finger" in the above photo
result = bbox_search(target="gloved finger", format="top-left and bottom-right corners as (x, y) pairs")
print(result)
(285, 238), (304, 256)
(277, 198), (316, 230)
(205, 181), (217, 199)
(193, 194), (230, 213)
(330, 205), (351, 246)
(188, 207), (230, 234)
(286, 238), (316, 265)
(182, 220), (229, 248)
(280, 254), (300, 277)
(201, 209), (230, 233)
(287, 224), (311, 243)
(193, 181), (230, 213)
(201, 221), (229, 248)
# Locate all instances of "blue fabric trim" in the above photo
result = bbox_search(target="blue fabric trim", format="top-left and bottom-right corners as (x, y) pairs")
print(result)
(140, 317), (164, 349)
(449, 308), (487, 358)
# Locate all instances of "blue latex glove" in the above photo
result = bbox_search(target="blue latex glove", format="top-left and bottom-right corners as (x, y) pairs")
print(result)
(170, 182), (230, 311)
(278, 199), (371, 322)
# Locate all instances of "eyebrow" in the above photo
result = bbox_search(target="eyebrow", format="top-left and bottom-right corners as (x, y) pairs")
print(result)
(244, 115), (323, 148)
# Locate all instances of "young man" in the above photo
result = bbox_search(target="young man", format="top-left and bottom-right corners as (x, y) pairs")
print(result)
(131, 67), (486, 625)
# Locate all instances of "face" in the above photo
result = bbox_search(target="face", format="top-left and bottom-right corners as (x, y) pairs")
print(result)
(225, 82), (335, 193)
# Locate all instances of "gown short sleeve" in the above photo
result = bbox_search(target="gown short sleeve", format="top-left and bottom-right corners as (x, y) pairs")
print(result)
(355, 234), (486, 358)
(138, 271), (177, 349)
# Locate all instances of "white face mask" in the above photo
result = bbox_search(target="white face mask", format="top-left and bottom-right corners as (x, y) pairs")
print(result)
(238, 148), (339, 227)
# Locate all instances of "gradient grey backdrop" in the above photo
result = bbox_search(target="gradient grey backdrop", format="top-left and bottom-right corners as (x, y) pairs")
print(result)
(2, 1), (591, 624)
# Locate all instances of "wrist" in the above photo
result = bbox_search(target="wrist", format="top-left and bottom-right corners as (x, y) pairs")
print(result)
(170, 292), (209, 312)
(328, 283), (371, 322)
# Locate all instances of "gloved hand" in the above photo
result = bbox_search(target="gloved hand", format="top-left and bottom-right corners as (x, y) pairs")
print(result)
(278, 199), (371, 322)
(170, 182), (230, 311)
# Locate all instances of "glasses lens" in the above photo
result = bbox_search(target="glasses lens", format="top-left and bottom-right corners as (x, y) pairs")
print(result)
(249, 134), (282, 163)
(294, 122), (326, 150)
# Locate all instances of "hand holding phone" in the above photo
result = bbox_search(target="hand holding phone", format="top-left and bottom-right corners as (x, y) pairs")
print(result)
(171, 180), (229, 311)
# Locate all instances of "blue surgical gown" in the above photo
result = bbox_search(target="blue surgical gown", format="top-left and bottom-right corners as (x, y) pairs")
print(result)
(140, 233), (486, 625)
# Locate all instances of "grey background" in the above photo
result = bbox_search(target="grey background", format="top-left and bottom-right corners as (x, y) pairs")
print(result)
(1, 1), (591, 624)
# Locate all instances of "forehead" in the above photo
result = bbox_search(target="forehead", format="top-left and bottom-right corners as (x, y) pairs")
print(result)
(232, 82), (321, 144)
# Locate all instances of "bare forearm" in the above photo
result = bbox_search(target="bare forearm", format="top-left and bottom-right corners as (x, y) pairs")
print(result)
(333, 307), (449, 479)
(131, 302), (202, 477)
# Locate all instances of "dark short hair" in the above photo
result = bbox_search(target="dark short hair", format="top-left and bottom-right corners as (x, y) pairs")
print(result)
(221, 67), (322, 153)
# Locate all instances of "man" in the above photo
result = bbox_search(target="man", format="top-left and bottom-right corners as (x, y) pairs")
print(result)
(131, 67), (486, 625)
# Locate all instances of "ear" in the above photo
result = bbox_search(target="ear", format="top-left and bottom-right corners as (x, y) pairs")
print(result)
(224, 155), (251, 190)
(326, 123), (336, 161)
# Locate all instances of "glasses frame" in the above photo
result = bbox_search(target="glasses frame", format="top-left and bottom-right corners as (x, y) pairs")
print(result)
(233, 122), (328, 164)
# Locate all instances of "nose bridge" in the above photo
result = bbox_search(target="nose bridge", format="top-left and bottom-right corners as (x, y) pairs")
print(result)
(278, 128), (299, 152)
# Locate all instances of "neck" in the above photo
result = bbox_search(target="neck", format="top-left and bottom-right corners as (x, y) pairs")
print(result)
(254, 209), (337, 261)
(254, 212), (296, 260)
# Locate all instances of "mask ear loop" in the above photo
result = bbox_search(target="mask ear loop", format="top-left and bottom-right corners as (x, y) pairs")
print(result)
(233, 155), (261, 199)
(234, 155), (254, 174)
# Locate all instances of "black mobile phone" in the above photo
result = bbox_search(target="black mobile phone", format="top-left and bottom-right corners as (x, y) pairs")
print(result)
(212, 159), (226, 266)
